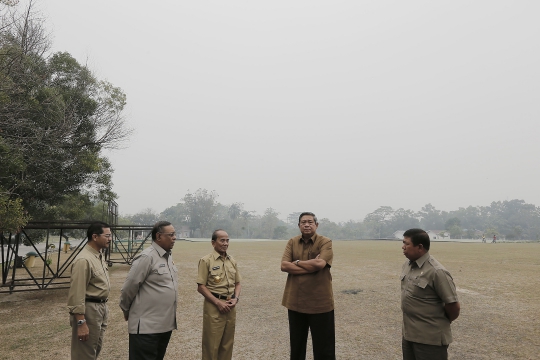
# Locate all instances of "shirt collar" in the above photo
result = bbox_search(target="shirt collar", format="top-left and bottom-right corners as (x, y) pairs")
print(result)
(212, 249), (229, 260)
(411, 251), (430, 268)
(299, 233), (317, 244)
(151, 241), (170, 258)
(86, 245), (102, 258)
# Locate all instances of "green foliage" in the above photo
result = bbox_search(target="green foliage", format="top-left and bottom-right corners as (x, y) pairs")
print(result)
(0, 2), (129, 221)
(126, 208), (160, 225)
(273, 226), (288, 240)
(0, 193), (30, 231)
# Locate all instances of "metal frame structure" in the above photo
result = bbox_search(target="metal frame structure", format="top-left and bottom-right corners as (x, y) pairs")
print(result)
(0, 202), (154, 293)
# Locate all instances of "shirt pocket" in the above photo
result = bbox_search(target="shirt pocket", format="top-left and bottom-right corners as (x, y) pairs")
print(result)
(210, 267), (224, 284)
(91, 267), (105, 279)
(410, 277), (429, 298)
(225, 262), (236, 278)
(151, 265), (172, 286)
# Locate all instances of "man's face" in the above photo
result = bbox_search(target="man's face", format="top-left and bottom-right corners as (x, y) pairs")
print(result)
(298, 215), (318, 237)
(156, 225), (176, 252)
(212, 231), (229, 255)
(93, 227), (112, 250)
(402, 237), (423, 261)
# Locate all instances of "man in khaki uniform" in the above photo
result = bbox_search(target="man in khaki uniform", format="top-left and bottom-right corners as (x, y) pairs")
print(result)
(67, 221), (111, 360)
(401, 228), (461, 360)
(197, 229), (241, 360)
(281, 212), (335, 360)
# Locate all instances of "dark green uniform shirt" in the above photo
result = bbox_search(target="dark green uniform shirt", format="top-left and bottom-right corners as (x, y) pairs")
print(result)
(401, 252), (458, 346)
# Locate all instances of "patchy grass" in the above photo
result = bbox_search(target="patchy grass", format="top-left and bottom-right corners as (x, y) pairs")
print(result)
(1, 240), (539, 359)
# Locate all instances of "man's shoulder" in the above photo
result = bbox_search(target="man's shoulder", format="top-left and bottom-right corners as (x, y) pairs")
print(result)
(288, 235), (302, 242)
(73, 247), (94, 262)
(314, 234), (332, 245)
(315, 233), (332, 241)
(227, 254), (239, 265)
(427, 255), (450, 273)
(200, 253), (214, 262)
(132, 246), (155, 262)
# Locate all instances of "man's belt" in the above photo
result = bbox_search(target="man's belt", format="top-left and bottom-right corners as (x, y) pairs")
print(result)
(85, 297), (108, 303)
(211, 292), (235, 300)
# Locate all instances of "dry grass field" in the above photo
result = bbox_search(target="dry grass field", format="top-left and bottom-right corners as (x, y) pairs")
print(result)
(1, 240), (539, 359)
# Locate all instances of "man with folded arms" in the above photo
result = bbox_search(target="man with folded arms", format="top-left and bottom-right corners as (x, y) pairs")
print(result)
(197, 229), (242, 360)
(281, 212), (335, 360)
(67, 221), (111, 360)
(119, 221), (179, 360)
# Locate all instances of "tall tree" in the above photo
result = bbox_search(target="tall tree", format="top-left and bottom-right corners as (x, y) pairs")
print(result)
(0, 1), (131, 221)
(183, 189), (218, 237)
(228, 202), (243, 220)
(127, 208), (160, 225)
(257, 207), (280, 239)
(364, 206), (394, 238)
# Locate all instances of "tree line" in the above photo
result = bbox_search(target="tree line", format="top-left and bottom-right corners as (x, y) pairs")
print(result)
(123, 189), (540, 241)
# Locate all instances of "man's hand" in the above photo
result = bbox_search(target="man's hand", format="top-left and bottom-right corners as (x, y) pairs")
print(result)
(77, 322), (90, 342)
(444, 302), (461, 323)
(215, 299), (232, 314)
(226, 297), (239, 308)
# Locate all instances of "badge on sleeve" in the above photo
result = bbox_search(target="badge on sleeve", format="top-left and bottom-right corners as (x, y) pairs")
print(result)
(212, 266), (220, 270)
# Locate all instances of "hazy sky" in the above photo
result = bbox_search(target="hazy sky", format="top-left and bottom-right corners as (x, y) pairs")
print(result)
(36, 1), (540, 222)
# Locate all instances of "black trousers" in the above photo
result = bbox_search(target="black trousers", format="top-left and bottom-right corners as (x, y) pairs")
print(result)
(129, 331), (172, 360)
(402, 338), (448, 360)
(288, 309), (336, 360)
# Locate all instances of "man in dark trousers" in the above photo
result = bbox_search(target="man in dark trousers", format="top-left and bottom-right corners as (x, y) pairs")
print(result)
(281, 212), (335, 360)
(401, 228), (461, 360)
(119, 221), (178, 360)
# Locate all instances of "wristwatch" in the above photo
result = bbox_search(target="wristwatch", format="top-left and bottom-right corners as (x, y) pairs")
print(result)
(295, 260), (300, 266)
(77, 319), (86, 326)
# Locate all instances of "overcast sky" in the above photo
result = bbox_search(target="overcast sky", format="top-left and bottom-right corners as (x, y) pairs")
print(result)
(36, 1), (540, 222)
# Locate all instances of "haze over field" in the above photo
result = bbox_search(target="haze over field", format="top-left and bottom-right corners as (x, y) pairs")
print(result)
(40, 1), (540, 222)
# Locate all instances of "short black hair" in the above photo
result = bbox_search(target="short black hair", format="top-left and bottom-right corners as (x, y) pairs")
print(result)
(87, 221), (110, 241)
(152, 221), (172, 241)
(403, 228), (430, 251)
(211, 229), (226, 242)
(298, 212), (318, 225)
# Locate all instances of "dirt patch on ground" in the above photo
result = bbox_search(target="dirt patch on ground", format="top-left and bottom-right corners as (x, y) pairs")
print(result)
(1, 240), (539, 359)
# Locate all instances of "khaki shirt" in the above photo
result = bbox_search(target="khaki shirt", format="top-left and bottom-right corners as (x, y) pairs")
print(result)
(197, 250), (241, 296)
(67, 246), (110, 314)
(119, 242), (179, 334)
(281, 233), (334, 314)
(401, 252), (459, 345)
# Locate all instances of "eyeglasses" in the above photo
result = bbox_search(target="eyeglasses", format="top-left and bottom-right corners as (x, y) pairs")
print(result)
(100, 234), (112, 238)
(159, 232), (176, 237)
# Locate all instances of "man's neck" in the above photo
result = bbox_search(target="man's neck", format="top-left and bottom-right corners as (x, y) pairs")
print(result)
(87, 241), (101, 252)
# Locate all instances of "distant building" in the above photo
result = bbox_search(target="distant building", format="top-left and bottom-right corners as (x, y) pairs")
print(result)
(393, 230), (406, 239)
(427, 230), (449, 240)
